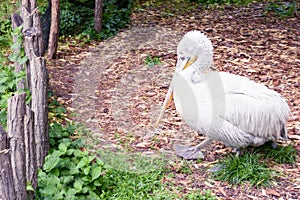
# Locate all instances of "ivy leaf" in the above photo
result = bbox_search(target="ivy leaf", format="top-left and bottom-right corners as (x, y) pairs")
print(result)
(74, 179), (84, 191)
(81, 176), (91, 182)
(83, 166), (91, 175)
(0, 77), (9, 84)
(43, 154), (60, 172)
(87, 191), (101, 200)
(88, 155), (96, 163)
(91, 166), (102, 181)
(74, 149), (83, 157)
(93, 179), (102, 186)
(67, 148), (75, 155)
(41, 176), (60, 195)
(67, 188), (78, 195)
(70, 167), (79, 175)
(58, 142), (69, 153)
(62, 176), (74, 184)
(76, 157), (89, 169)
(42, 184), (58, 195)
(0, 85), (7, 93)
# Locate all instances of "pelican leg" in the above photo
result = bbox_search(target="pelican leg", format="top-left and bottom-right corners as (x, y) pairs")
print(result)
(233, 148), (243, 157)
(272, 142), (277, 149)
(173, 138), (213, 160)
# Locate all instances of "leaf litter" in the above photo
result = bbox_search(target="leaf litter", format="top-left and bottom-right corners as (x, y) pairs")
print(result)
(47, 2), (300, 199)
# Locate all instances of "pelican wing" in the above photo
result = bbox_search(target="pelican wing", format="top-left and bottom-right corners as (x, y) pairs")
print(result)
(173, 70), (290, 148)
(215, 72), (289, 147)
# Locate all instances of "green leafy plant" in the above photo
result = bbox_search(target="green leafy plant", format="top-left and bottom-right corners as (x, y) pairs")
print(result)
(0, 65), (27, 126)
(57, 0), (133, 39)
(0, 25), (28, 128)
(60, 8), (83, 36)
(0, 0), (17, 59)
(190, 0), (255, 6)
(48, 92), (68, 124)
(135, 0), (198, 17)
(0, 19), (12, 52)
(36, 122), (112, 199)
(38, 95), (217, 199)
(144, 55), (163, 67)
(37, 121), (173, 199)
(264, 2), (298, 18)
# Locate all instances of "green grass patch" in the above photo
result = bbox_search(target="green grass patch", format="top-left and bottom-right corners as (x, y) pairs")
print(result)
(37, 94), (217, 199)
(211, 142), (296, 187)
(256, 141), (297, 164)
(212, 152), (274, 187)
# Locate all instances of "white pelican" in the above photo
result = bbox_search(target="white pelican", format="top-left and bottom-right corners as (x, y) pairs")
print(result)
(156, 31), (290, 160)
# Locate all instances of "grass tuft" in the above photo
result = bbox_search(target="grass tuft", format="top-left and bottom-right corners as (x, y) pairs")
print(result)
(211, 152), (274, 187)
(211, 142), (297, 187)
(256, 141), (297, 164)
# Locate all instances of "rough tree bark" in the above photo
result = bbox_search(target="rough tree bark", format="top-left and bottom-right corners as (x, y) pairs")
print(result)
(0, 126), (16, 200)
(47, 0), (60, 59)
(22, 0), (49, 167)
(94, 0), (103, 33)
(24, 105), (37, 198)
(7, 93), (27, 199)
(0, 0), (47, 198)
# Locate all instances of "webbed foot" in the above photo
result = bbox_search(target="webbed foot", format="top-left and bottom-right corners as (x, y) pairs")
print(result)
(208, 163), (226, 173)
(173, 144), (205, 160)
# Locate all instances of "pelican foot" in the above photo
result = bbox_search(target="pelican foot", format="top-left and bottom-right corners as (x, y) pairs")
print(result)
(208, 163), (225, 173)
(272, 142), (277, 149)
(233, 148), (243, 157)
(173, 144), (204, 160)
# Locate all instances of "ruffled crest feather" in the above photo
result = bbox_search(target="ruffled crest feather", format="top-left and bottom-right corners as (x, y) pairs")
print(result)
(177, 31), (214, 71)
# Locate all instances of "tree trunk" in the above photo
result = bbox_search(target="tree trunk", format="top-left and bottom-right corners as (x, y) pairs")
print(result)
(0, 93), (37, 199)
(94, 0), (103, 33)
(0, 126), (16, 200)
(30, 56), (48, 167)
(0, 0), (48, 198)
(24, 105), (37, 198)
(22, 0), (49, 167)
(47, 0), (60, 59)
(7, 93), (27, 199)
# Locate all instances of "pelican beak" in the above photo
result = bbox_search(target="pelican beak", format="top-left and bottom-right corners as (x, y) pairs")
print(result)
(155, 56), (198, 126)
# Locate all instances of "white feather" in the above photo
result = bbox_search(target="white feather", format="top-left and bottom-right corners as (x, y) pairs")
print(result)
(172, 31), (290, 149)
(177, 31), (213, 71)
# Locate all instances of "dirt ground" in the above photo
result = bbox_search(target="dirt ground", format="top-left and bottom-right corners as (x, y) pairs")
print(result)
(48, 2), (300, 199)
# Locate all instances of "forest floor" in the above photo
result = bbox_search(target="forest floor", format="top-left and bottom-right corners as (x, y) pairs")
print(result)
(47, 1), (300, 199)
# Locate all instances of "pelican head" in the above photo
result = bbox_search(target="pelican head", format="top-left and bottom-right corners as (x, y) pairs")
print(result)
(176, 30), (213, 72)
(155, 31), (214, 125)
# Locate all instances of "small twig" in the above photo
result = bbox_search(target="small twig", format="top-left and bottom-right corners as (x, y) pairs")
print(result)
(0, 149), (10, 154)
